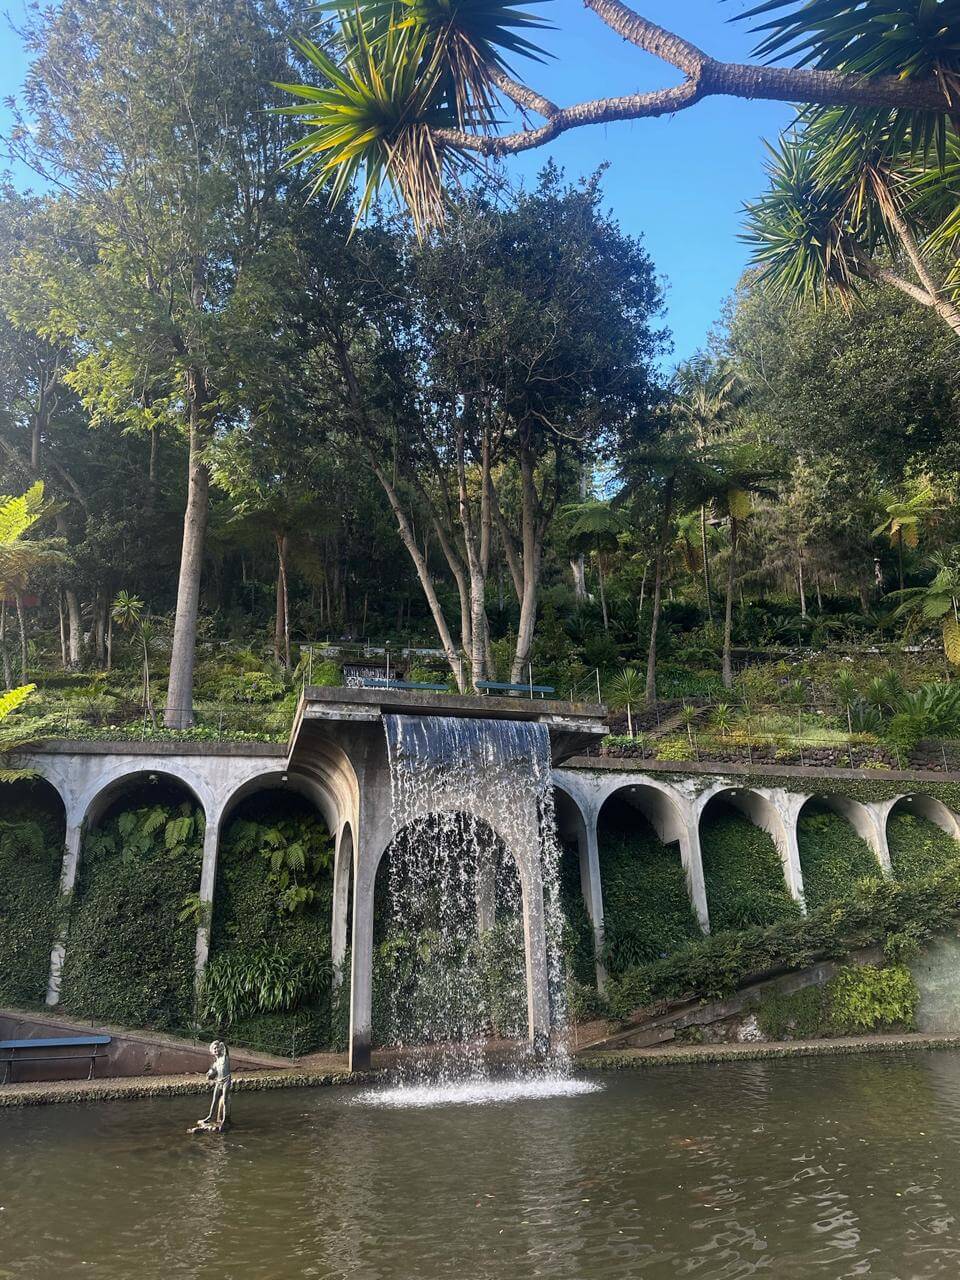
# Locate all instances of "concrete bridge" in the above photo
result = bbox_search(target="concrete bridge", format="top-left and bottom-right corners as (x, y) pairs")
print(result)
(13, 688), (960, 1069)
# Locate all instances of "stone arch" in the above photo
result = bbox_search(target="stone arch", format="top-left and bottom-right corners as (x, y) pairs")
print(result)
(362, 805), (550, 1059)
(794, 793), (886, 909)
(886, 794), (960, 841)
(697, 786), (800, 927)
(884, 794), (960, 882)
(78, 763), (212, 834)
(595, 782), (704, 969)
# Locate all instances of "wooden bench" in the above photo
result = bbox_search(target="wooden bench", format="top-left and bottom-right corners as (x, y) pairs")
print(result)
(475, 680), (556, 698)
(363, 678), (450, 692)
(0, 1035), (112, 1084)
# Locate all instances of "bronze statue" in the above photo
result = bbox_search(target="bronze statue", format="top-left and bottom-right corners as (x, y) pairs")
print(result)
(189, 1040), (232, 1133)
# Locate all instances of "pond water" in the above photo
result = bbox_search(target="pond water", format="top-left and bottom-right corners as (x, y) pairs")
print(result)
(5, 1053), (960, 1279)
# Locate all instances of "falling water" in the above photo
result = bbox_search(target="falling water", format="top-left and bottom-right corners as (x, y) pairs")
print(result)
(356, 714), (588, 1106)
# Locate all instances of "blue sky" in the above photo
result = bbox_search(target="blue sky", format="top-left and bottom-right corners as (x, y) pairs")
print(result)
(0, 0), (793, 364)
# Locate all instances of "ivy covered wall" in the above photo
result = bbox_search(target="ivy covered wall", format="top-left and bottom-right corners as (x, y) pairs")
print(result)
(700, 809), (800, 931)
(796, 808), (881, 911)
(203, 794), (339, 1057)
(60, 785), (202, 1030)
(888, 812), (959, 883)
(596, 801), (700, 976)
(0, 784), (64, 1008)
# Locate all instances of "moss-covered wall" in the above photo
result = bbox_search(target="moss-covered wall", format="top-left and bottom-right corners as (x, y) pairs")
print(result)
(0, 785), (64, 1008)
(700, 808), (800, 931)
(797, 809), (881, 910)
(60, 786), (202, 1031)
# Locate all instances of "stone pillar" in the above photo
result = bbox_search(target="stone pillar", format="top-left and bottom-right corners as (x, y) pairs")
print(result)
(518, 852), (551, 1053)
(577, 812), (607, 989)
(331, 826), (352, 991)
(194, 811), (222, 977)
(860, 802), (893, 877)
(679, 822), (710, 933)
(779, 804), (806, 909)
(348, 866), (376, 1072)
(46, 821), (83, 1006)
(476, 857), (496, 935)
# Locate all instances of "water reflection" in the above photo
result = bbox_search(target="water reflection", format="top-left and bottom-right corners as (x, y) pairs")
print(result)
(7, 1054), (960, 1278)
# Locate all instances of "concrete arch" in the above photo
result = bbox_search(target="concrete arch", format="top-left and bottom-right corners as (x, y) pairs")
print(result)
(553, 777), (605, 984)
(353, 806), (550, 1067)
(77, 762), (214, 833)
(217, 768), (340, 837)
(2, 763), (69, 820)
(883, 794), (960, 841)
(332, 822), (354, 988)
(795, 792), (889, 875)
(697, 784), (803, 905)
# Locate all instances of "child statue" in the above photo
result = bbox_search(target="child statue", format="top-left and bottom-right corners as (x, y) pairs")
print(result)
(189, 1040), (232, 1133)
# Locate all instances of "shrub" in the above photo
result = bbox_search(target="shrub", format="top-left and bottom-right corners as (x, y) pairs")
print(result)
(755, 964), (918, 1039)
(827, 964), (918, 1033)
(701, 814), (800, 931)
(311, 659), (342, 688)
(796, 811), (881, 911)
(655, 735), (693, 762)
(606, 865), (960, 1022)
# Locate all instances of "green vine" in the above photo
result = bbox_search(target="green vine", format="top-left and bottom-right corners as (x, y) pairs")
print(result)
(0, 793), (63, 1007)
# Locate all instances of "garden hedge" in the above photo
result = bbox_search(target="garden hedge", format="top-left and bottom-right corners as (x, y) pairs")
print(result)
(700, 812), (800, 931)
(796, 810), (881, 911)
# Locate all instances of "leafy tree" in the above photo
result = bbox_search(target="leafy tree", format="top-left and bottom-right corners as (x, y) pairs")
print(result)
(9, 0), (303, 725)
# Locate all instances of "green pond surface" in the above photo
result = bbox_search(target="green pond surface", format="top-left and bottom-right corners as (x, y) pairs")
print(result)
(5, 1053), (960, 1278)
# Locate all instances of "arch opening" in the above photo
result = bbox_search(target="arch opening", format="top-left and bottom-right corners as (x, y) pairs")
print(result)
(0, 778), (66, 1007)
(698, 789), (799, 931)
(59, 775), (204, 1031)
(796, 796), (882, 911)
(596, 786), (700, 976)
(205, 788), (340, 1058)
(371, 812), (527, 1051)
(887, 795), (960, 883)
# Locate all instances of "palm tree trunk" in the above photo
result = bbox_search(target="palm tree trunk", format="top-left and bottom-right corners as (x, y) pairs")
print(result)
(645, 476), (675, 703)
(722, 517), (739, 690)
(65, 589), (81, 669)
(57, 592), (68, 670)
(898, 532), (904, 593)
(700, 505), (713, 622)
(797, 547), (807, 618)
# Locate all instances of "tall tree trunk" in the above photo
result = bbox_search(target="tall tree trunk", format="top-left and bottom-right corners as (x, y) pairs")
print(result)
(815, 572), (823, 612)
(165, 374), (209, 729)
(274, 532), (291, 670)
(510, 446), (543, 685)
(797, 546), (807, 618)
(570, 556), (588, 603)
(106, 611), (113, 673)
(645, 476), (675, 703)
(597, 554), (609, 632)
(700, 505), (714, 622)
(638, 560), (648, 619)
(722, 517), (739, 691)
(897, 532), (905, 592)
(0, 599), (11, 689)
(14, 591), (28, 682)
(65, 589), (81, 669)
(57, 592), (68, 670)
(370, 461), (464, 689)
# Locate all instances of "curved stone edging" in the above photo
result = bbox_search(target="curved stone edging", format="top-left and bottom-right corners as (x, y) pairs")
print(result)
(578, 1033), (960, 1070)
(0, 1068), (380, 1109)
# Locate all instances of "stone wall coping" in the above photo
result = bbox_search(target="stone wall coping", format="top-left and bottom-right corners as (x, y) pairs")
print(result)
(301, 684), (606, 722)
(24, 738), (287, 759)
(561, 755), (960, 785)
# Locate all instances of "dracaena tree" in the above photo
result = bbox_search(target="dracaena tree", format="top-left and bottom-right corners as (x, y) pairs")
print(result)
(281, 0), (960, 234)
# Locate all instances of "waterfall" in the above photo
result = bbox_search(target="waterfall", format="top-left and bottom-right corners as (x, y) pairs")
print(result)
(375, 714), (569, 1087)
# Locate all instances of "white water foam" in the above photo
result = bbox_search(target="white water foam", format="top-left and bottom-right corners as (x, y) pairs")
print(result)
(353, 1075), (602, 1110)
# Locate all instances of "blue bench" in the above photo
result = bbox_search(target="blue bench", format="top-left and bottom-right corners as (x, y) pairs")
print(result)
(475, 680), (555, 698)
(363, 678), (450, 692)
(0, 1035), (112, 1084)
